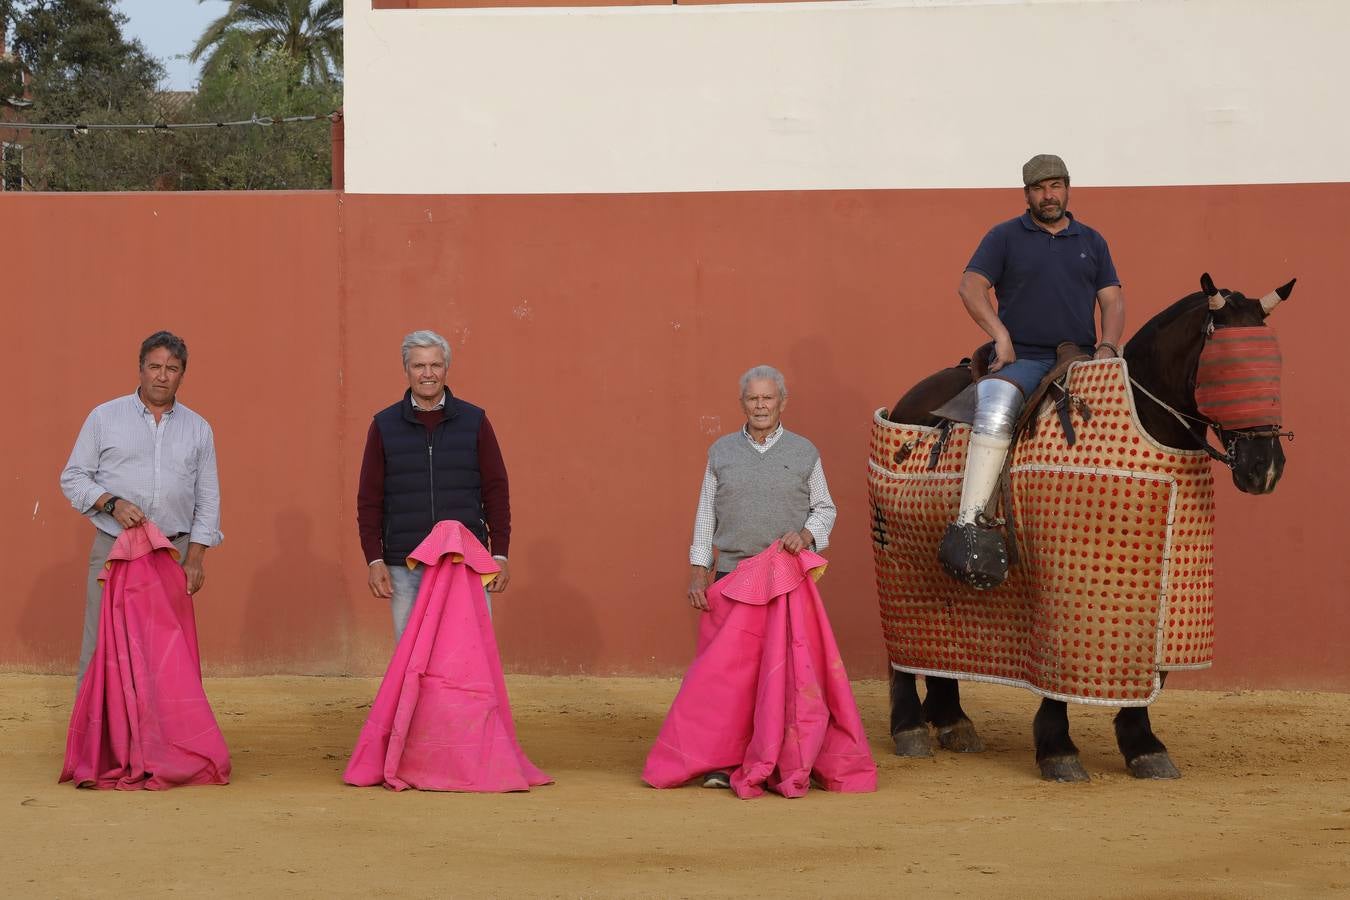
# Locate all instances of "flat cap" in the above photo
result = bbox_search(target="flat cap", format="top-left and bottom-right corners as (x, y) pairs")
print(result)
(1022, 154), (1069, 186)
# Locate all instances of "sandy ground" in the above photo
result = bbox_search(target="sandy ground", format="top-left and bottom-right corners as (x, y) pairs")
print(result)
(1, 675), (1347, 899)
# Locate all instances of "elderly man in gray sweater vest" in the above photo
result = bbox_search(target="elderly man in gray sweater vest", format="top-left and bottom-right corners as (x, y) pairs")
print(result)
(685, 365), (838, 788)
(687, 365), (837, 607)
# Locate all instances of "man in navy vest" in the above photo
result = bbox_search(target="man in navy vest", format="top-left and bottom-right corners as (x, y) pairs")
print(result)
(357, 330), (511, 639)
(940, 154), (1126, 589)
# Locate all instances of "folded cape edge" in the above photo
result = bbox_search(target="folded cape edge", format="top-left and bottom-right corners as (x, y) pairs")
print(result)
(99, 522), (180, 583)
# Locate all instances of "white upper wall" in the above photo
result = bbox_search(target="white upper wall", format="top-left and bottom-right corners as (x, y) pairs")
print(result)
(343, 0), (1349, 193)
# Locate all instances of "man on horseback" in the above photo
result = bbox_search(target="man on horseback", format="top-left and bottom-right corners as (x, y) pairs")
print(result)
(941, 154), (1126, 588)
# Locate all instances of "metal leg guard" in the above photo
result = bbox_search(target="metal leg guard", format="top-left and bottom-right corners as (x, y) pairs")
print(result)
(957, 433), (1011, 525)
(939, 379), (1025, 590)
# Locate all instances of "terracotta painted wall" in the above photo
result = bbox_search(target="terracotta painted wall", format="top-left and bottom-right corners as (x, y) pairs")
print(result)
(3, 192), (347, 674)
(3, 184), (1345, 689)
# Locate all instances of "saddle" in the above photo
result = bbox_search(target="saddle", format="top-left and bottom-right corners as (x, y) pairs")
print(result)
(931, 341), (1093, 443)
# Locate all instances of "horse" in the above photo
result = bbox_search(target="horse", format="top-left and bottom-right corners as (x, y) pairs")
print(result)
(877, 273), (1295, 781)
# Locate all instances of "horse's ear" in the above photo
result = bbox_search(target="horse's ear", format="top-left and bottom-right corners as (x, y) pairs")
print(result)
(1200, 273), (1226, 309)
(1259, 277), (1297, 314)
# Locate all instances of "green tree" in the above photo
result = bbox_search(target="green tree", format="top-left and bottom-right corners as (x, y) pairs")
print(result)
(0, 0), (172, 190)
(176, 48), (339, 190)
(0, 0), (340, 190)
(190, 0), (342, 87)
(0, 0), (161, 116)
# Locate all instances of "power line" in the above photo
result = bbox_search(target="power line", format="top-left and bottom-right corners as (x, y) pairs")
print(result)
(0, 113), (338, 133)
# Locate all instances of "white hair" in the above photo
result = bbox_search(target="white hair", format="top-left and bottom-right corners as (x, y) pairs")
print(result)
(739, 365), (788, 401)
(401, 330), (451, 369)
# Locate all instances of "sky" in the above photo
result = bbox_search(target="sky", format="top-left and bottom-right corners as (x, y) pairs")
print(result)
(117, 0), (232, 91)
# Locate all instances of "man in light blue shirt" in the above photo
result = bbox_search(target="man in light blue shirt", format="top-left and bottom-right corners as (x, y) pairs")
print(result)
(60, 331), (223, 688)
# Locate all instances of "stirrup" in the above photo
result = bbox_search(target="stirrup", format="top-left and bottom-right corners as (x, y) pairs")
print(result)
(938, 520), (1009, 590)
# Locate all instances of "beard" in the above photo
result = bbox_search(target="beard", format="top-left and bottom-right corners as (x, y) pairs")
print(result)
(1032, 200), (1066, 224)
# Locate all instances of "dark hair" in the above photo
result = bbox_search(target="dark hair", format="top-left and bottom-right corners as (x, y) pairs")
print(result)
(139, 331), (189, 371)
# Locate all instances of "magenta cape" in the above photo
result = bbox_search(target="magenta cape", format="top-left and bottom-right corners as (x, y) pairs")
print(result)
(643, 544), (877, 798)
(60, 523), (231, 790)
(344, 521), (550, 792)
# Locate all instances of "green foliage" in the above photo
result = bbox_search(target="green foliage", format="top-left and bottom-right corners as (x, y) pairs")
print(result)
(0, 0), (341, 191)
(19, 103), (185, 192)
(0, 0), (170, 189)
(177, 48), (340, 190)
(1, 0), (162, 115)
(190, 0), (341, 86)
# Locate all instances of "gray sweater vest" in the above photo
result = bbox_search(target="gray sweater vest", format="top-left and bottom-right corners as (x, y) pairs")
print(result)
(710, 429), (819, 572)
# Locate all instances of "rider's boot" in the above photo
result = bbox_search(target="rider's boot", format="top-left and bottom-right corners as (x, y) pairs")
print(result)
(939, 378), (1023, 590)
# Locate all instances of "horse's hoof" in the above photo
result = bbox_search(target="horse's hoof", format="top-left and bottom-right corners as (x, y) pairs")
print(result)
(1128, 752), (1181, 780)
(936, 719), (985, 753)
(1039, 755), (1090, 783)
(892, 727), (933, 758)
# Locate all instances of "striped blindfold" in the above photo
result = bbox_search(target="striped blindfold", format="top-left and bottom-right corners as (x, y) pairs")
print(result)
(1194, 327), (1283, 429)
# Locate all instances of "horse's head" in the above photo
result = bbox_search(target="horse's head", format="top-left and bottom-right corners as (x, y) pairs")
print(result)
(1196, 272), (1296, 494)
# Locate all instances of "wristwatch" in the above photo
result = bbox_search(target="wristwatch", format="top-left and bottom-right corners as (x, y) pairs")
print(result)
(101, 496), (120, 515)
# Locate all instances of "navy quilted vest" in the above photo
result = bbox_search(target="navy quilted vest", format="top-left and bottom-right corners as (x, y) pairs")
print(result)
(374, 390), (486, 565)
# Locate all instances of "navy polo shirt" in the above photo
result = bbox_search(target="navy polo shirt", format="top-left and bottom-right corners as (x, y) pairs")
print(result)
(965, 210), (1120, 360)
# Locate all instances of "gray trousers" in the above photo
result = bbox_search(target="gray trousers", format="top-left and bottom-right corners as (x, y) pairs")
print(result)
(77, 529), (190, 690)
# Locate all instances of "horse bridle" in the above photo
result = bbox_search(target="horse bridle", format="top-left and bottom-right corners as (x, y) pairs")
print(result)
(1127, 319), (1294, 469)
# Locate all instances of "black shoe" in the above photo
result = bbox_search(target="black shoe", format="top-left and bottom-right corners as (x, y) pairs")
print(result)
(701, 771), (731, 789)
(938, 521), (1009, 590)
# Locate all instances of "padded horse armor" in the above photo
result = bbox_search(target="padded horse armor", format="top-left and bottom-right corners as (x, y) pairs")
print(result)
(869, 359), (1218, 706)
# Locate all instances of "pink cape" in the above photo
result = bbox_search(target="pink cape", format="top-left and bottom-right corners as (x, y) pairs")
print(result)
(60, 523), (231, 790)
(643, 544), (878, 798)
(344, 521), (551, 792)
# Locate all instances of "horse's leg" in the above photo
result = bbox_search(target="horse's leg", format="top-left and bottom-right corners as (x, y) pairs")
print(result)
(1115, 672), (1181, 779)
(1033, 698), (1089, 782)
(922, 676), (985, 752)
(889, 669), (932, 757)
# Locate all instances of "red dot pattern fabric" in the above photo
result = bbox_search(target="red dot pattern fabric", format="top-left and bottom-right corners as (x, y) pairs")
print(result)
(867, 360), (1215, 706)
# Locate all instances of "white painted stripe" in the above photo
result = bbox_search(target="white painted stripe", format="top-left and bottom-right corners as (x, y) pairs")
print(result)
(345, 0), (1350, 194)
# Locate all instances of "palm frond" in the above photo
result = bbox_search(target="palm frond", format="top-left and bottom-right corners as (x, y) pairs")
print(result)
(192, 0), (342, 86)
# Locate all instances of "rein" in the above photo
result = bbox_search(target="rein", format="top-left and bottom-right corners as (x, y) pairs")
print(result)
(1127, 374), (1292, 466)
(1128, 319), (1293, 468)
